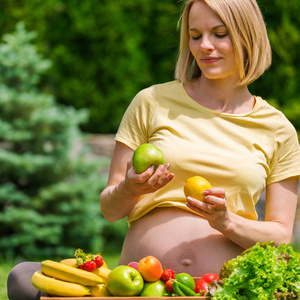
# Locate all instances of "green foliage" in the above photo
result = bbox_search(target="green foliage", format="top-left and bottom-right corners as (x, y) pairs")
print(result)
(0, 23), (126, 260)
(0, 0), (180, 133)
(0, 1), (299, 134)
(248, 0), (300, 132)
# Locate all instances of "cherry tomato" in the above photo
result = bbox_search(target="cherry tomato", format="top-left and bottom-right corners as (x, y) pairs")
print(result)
(161, 268), (175, 281)
(165, 279), (174, 293)
(94, 255), (104, 268)
(84, 260), (97, 272)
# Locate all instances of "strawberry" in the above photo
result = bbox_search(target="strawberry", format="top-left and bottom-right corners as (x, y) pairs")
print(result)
(84, 260), (97, 272)
(165, 279), (174, 293)
(161, 268), (175, 281)
(95, 255), (104, 268)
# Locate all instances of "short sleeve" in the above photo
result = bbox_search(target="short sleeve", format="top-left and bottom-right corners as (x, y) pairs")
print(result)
(267, 117), (300, 184)
(114, 86), (157, 150)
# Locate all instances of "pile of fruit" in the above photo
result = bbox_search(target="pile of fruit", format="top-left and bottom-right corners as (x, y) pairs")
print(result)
(31, 242), (300, 298)
(31, 249), (218, 297)
(31, 249), (112, 297)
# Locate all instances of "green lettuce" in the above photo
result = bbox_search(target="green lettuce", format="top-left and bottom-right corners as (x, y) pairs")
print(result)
(212, 242), (300, 300)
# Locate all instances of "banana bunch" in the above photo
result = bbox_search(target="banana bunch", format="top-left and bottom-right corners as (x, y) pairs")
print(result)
(31, 259), (111, 297)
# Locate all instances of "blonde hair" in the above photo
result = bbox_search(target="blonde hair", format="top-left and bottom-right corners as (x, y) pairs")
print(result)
(175, 0), (272, 86)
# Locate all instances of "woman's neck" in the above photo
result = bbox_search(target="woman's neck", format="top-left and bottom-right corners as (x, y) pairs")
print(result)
(185, 76), (254, 114)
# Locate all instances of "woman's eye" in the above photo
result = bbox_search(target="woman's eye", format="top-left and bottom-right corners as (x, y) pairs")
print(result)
(192, 35), (202, 41)
(215, 33), (228, 38)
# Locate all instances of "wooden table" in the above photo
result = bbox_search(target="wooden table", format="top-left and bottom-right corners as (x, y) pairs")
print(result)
(41, 297), (211, 300)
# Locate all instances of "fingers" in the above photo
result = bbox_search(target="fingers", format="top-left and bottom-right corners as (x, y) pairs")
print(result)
(149, 163), (174, 191)
(126, 162), (174, 194)
(186, 187), (227, 213)
(186, 197), (227, 214)
(204, 188), (226, 199)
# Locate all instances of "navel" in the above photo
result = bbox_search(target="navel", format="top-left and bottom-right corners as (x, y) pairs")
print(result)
(181, 258), (193, 267)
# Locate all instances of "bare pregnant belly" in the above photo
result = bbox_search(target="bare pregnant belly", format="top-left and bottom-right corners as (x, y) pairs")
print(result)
(119, 207), (243, 276)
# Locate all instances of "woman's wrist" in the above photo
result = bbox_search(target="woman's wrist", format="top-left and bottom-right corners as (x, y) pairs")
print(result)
(119, 178), (142, 200)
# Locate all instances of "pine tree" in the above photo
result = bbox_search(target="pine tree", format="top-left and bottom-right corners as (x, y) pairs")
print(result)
(0, 23), (109, 259)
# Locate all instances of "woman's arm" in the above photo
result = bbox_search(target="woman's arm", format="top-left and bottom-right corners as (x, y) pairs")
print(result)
(186, 176), (299, 248)
(100, 141), (174, 223)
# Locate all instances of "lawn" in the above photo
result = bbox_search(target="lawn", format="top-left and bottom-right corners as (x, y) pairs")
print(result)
(0, 253), (120, 300)
(0, 258), (15, 300)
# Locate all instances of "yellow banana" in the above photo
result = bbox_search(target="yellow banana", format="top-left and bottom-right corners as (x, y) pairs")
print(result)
(92, 266), (111, 281)
(59, 257), (111, 282)
(90, 283), (111, 297)
(60, 258), (77, 267)
(31, 270), (90, 297)
(41, 260), (103, 286)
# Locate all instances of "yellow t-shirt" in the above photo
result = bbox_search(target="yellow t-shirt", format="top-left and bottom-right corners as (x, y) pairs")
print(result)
(115, 80), (300, 225)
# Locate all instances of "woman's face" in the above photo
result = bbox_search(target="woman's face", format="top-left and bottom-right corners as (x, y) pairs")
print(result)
(188, 1), (239, 81)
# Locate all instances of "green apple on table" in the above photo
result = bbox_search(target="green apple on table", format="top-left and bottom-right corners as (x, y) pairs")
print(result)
(106, 265), (144, 296)
(139, 281), (168, 297)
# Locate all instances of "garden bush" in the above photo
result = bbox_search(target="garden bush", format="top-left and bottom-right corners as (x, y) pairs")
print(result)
(0, 23), (126, 260)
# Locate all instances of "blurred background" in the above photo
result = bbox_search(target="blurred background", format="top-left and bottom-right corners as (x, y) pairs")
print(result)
(0, 1), (299, 295)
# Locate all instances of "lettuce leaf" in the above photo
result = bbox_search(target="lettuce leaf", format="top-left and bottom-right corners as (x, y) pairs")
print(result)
(212, 242), (300, 300)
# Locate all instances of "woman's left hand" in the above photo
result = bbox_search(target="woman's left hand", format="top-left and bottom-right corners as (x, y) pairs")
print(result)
(186, 188), (230, 230)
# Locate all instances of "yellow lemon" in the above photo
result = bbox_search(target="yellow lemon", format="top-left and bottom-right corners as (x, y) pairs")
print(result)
(183, 176), (212, 202)
(133, 143), (165, 174)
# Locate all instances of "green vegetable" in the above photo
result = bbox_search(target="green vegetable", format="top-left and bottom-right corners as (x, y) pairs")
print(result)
(173, 281), (197, 296)
(175, 273), (195, 291)
(212, 242), (300, 300)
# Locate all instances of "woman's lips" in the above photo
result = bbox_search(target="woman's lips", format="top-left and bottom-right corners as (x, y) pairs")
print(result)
(201, 57), (221, 64)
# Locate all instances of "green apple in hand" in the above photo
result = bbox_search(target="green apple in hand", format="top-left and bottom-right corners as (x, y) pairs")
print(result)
(139, 281), (168, 297)
(106, 265), (144, 296)
(133, 143), (165, 174)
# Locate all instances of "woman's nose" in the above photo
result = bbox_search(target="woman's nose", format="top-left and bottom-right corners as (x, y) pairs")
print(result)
(200, 35), (214, 52)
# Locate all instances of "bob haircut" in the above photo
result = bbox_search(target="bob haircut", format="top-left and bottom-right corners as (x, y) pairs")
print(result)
(175, 0), (272, 86)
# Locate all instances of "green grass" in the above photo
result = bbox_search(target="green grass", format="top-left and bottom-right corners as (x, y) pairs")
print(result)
(0, 258), (16, 300)
(0, 253), (120, 300)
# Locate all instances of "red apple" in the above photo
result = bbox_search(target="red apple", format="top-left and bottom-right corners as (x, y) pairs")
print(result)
(128, 261), (139, 271)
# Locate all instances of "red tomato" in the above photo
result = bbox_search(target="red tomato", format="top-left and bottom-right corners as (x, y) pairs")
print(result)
(195, 273), (219, 295)
(165, 279), (174, 293)
(200, 273), (219, 284)
(194, 278), (207, 295)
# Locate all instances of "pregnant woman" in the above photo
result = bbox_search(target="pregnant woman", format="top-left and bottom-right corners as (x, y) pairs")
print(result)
(100, 0), (300, 276)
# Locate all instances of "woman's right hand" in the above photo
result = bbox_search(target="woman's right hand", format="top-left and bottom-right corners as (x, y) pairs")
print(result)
(100, 141), (174, 222)
(125, 156), (174, 196)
